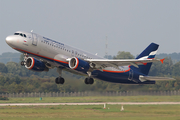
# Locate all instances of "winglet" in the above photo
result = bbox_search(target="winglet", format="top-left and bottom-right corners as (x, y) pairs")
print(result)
(160, 58), (165, 64)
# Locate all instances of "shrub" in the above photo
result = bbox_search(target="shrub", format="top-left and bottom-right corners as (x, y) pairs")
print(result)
(0, 96), (9, 100)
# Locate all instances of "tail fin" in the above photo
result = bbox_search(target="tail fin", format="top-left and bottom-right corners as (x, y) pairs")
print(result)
(136, 43), (159, 75)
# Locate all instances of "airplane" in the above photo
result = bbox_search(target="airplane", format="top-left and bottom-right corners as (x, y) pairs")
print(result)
(5, 31), (174, 85)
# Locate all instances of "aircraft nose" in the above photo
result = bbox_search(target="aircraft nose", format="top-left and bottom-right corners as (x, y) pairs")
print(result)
(6, 36), (14, 45)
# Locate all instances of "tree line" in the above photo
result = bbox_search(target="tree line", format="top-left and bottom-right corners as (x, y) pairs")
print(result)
(0, 52), (179, 93)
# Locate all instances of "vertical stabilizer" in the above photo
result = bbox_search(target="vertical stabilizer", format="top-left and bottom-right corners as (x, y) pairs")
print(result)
(136, 43), (159, 75)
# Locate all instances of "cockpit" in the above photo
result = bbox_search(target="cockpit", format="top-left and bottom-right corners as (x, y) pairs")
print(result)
(14, 33), (27, 38)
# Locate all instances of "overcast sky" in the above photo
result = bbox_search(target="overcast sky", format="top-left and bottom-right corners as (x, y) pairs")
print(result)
(0, 0), (179, 57)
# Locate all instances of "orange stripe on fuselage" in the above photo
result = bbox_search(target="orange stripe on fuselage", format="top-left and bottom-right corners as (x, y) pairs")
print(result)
(13, 48), (68, 64)
(103, 66), (131, 73)
(14, 48), (131, 73)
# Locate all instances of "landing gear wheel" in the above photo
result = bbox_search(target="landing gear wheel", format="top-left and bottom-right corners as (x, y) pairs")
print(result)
(89, 78), (94, 84)
(84, 77), (94, 84)
(60, 77), (65, 84)
(85, 78), (89, 84)
(55, 77), (65, 84)
(21, 61), (25, 66)
(55, 77), (60, 84)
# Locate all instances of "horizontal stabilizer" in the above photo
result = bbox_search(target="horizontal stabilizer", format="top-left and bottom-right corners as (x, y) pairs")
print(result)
(139, 75), (175, 82)
(160, 58), (165, 64)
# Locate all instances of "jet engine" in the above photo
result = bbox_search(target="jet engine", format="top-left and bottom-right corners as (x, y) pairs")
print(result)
(25, 57), (49, 72)
(68, 57), (90, 72)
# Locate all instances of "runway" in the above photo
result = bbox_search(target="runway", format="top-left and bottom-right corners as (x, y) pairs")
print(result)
(0, 102), (180, 106)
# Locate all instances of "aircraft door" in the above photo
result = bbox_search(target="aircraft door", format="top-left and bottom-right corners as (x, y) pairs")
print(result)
(75, 51), (77, 57)
(72, 50), (74, 57)
(128, 69), (133, 80)
(32, 33), (38, 46)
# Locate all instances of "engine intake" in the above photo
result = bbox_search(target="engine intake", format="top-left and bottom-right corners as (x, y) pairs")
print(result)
(69, 57), (90, 72)
(25, 57), (49, 72)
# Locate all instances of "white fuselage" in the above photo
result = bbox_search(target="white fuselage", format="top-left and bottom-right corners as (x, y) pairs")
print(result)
(6, 31), (129, 73)
(6, 31), (102, 67)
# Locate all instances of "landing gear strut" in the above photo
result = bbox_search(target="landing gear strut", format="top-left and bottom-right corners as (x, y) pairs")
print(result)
(84, 72), (94, 84)
(55, 68), (65, 84)
(21, 61), (25, 66)
(21, 53), (28, 66)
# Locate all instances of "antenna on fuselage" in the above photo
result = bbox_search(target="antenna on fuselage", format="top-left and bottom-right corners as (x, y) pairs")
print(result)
(31, 30), (33, 32)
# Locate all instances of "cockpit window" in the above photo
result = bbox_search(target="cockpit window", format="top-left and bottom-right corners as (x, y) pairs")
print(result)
(20, 33), (23, 37)
(14, 33), (27, 38)
(14, 33), (19, 35)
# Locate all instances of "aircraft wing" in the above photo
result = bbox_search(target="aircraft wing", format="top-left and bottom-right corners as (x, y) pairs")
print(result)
(85, 58), (164, 69)
(139, 75), (175, 81)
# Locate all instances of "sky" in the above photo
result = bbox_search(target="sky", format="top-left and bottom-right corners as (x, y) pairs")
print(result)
(0, 0), (179, 57)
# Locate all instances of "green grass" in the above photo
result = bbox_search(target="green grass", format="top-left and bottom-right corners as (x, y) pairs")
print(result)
(0, 105), (180, 120)
(0, 96), (180, 103)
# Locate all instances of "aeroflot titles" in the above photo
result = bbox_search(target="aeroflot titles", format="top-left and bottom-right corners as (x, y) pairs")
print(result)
(42, 36), (93, 59)
(43, 37), (64, 47)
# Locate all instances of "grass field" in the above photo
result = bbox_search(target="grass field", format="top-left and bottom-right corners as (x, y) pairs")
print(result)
(0, 96), (180, 103)
(0, 105), (180, 120)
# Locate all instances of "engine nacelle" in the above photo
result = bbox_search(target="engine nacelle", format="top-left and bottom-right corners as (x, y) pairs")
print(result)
(69, 57), (90, 72)
(25, 57), (49, 72)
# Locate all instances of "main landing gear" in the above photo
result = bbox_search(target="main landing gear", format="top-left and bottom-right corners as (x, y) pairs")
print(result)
(55, 77), (64, 84)
(84, 77), (94, 84)
(84, 72), (94, 85)
(55, 68), (65, 84)
(54, 67), (95, 85)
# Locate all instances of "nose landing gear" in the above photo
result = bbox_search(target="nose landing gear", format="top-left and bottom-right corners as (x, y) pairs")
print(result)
(21, 61), (25, 66)
(20, 53), (28, 66)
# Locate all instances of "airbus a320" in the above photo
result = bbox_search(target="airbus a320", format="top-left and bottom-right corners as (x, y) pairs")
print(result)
(5, 31), (174, 85)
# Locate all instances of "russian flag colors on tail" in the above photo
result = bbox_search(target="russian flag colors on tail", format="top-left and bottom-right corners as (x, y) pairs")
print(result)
(135, 43), (159, 75)
(136, 43), (159, 60)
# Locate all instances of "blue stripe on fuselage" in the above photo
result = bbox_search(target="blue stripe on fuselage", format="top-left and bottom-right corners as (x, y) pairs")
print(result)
(15, 48), (152, 84)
